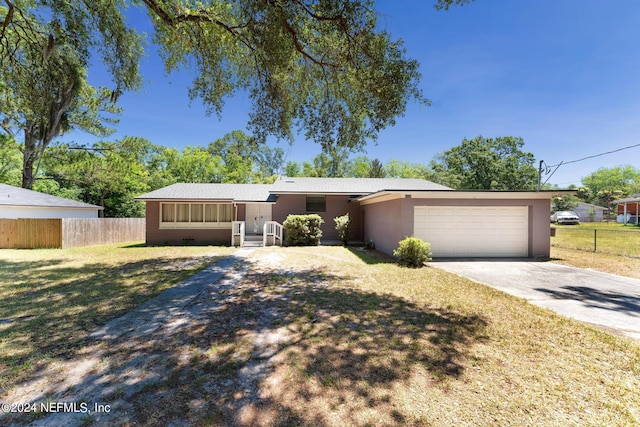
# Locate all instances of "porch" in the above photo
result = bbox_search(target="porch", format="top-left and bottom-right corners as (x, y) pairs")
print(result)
(232, 220), (283, 247)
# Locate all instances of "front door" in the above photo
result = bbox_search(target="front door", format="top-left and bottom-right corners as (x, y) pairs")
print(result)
(245, 204), (272, 234)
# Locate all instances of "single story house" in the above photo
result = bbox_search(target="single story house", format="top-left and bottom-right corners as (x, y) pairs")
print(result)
(613, 195), (640, 224)
(136, 177), (563, 258)
(0, 184), (103, 218)
(574, 202), (608, 222)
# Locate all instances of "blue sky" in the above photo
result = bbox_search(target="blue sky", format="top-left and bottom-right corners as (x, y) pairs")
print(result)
(69, 0), (640, 187)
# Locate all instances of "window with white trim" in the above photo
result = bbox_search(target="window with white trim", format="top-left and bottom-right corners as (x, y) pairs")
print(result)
(160, 203), (233, 228)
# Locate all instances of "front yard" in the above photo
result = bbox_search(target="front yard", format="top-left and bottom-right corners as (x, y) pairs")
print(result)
(0, 243), (236, 391)
(1, 244), (639, 426)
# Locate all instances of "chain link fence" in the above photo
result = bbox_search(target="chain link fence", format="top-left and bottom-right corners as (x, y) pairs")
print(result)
(551, 226), (640, 258)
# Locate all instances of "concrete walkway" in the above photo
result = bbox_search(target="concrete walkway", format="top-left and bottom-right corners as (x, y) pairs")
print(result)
(90, 246), (258, 342)
(5, 247), (259, 427)
(432, 260), (640, 341)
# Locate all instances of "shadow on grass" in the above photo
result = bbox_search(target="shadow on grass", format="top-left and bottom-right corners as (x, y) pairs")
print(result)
(5, 257), (490, 426)
(121, 242), (233, 249)
(346, 246), (396, 265)
(0, 254), (224, 394)
(0, 253), (486, 426)
(119, 242), (149, 248)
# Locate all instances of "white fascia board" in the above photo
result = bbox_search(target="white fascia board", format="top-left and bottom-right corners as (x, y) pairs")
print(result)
(268, 191), (356, 196)
(136, 198), (235, 202)
(358, 190), (576, 205)
(234, 200), (277, 204)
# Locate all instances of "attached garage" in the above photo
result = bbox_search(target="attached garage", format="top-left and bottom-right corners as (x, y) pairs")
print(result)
(359, 190), (567, 258)
(414, 206), (528, 257)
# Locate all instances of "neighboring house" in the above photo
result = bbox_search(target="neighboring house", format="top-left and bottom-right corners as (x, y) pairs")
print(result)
(0, 184), (103, 218)
(574, 202), (608, 222)
(613, 195), (640, 224)
(136, 177), (562, 258)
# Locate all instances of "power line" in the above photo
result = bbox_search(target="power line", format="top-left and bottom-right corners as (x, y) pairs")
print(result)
(547, 143), (640, 168)
(537, 142), (640, 190)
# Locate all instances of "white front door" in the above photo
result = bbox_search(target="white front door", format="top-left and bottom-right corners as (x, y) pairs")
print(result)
(245, 204), (272, 234)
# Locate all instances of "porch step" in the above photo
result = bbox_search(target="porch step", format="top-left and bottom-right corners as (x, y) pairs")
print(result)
(242, 235), (263, 247)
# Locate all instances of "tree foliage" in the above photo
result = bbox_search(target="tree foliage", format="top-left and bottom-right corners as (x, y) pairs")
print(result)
(0, 3), (135, 188)
(430, 136), (538, 190)
(149, 0), (427, 151)
(0, 134), (21, 186)
(433, 0), (475, 11)
(39, 138), (151, 217)
(581, 166), (640, 201)
(6, 130), (289, 216)
(0, 1), (143, 94)
(551, 195), (579, 213)
(368, 158), (386, 178)
(385, 159), (433, 180)
(2, 1), (426, 156)
(3, 128), (636, 219)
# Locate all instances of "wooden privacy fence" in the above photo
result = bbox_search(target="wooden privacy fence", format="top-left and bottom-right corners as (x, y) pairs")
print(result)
(0, 218), (61, 249)
(0, 218), (146, 249)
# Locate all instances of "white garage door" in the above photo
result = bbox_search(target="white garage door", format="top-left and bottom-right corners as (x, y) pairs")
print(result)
(414, 206), (528, 257)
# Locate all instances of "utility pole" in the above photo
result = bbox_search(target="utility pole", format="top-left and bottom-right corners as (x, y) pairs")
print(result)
(537, 160), (544, 191)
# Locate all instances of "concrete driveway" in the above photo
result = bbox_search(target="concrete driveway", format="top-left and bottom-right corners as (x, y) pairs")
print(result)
(432, 260), (640, 341)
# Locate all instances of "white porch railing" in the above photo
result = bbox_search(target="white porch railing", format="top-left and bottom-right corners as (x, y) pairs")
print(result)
(231, 221), (245, 247)
(263, 221), (283, 246)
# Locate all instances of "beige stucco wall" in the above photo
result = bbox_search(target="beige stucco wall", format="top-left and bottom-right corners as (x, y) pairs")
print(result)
(363, 197), (551, 258)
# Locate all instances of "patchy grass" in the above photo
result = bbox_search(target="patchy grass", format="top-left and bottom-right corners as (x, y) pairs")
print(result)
(552, 222), (640, 257)
(111, 246), (640, 426)
(550, 246), (640, 279)
(0, 243), (235, 391)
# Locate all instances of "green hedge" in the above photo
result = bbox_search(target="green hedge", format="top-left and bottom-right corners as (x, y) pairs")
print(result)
(283, 214), (324, 246)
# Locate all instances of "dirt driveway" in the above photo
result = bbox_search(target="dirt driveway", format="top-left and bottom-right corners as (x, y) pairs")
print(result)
(432, 260), (640, 341)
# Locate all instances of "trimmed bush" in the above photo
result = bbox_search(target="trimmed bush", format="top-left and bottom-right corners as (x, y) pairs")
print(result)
(283, 214), (324, 246)
(393, 237), (432, 268)
(334, 213), (351, 246)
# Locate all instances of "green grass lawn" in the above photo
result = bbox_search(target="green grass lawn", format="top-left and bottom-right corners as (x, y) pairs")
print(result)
(2, 245), (639, 426)
(0, 243), (236, 391)
(552, 222), (640, 257)
(109, 247), (640, 426)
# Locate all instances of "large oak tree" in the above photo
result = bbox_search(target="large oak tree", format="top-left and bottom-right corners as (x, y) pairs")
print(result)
(0, 1), (139, 188)
(1, 1), (427, 163)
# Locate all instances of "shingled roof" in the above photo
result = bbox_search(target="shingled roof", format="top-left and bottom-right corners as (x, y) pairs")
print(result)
(136, 178), (453, 202)
(0, 184), (103, 209)
(270, 177), (452, 194)
(135, 183), (276, 202)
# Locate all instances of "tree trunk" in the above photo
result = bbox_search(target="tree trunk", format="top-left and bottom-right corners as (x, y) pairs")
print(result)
(21, 130), (37, 189)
